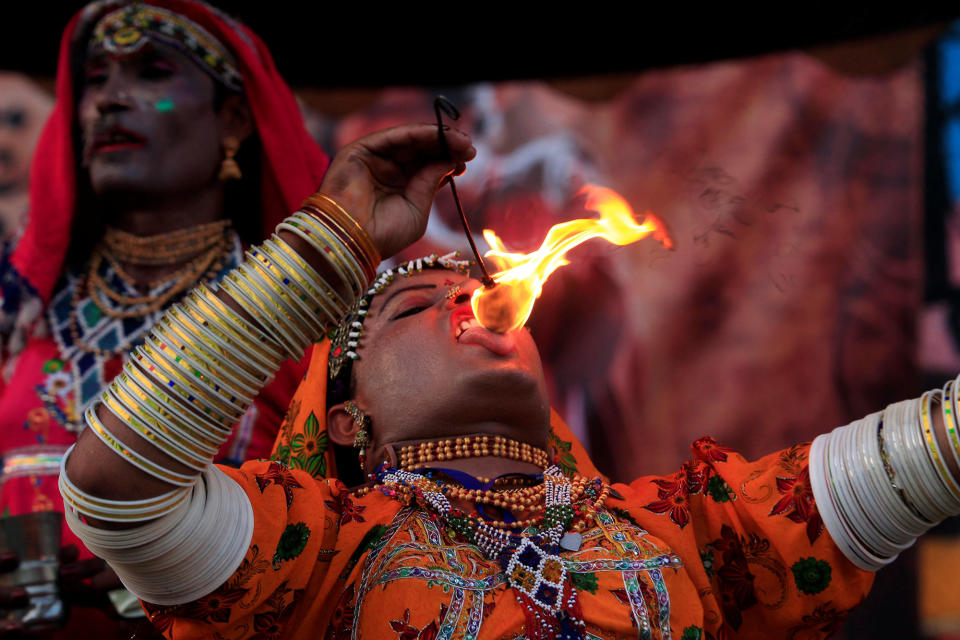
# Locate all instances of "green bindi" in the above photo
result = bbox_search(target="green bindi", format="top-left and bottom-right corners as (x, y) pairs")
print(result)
(155, 98), (174, 112)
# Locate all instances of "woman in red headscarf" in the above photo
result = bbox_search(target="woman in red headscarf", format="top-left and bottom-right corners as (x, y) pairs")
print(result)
(0, 0), (328, 633)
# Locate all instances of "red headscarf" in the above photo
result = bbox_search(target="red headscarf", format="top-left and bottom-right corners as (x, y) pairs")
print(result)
(9, 0), (330, 304)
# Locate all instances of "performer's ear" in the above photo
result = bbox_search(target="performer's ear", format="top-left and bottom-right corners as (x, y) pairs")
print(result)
(327, 402), (361, 446)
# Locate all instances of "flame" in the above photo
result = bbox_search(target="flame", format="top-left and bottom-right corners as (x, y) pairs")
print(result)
(471, 185), (671, 333)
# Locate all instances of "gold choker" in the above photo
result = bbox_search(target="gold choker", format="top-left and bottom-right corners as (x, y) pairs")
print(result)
(103, 219), (231, 266)
(398, 435), (550, 471)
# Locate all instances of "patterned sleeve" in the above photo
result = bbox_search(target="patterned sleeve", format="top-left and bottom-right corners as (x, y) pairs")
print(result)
(608, 437), (876, 640)
(140, 459), (341, 639)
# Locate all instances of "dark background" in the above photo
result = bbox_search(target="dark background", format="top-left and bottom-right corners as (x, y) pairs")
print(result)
(0, 5), (957, 85)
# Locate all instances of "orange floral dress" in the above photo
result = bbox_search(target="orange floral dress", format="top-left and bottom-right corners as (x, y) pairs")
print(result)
(141, 346), (874, 640)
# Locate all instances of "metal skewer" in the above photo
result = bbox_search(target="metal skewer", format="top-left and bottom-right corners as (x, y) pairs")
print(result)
(434, 96), (496, 288)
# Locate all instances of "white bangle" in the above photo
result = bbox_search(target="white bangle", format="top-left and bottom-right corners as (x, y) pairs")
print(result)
(84, 407), (197, 487)
(64, 466), (254, 607)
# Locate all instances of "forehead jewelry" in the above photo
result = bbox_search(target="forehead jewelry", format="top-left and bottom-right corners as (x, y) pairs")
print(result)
(88, 4), (243, 91)
(328, 252), (470, 380)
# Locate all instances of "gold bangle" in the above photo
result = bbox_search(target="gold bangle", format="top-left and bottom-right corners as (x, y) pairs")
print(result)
(220, 271), (308, 357)
(113, 373), (223, 453)
(135, 344), (241, 424)
(125, 362), (232, 438)
(299, 204), (376, 281)
(920, 391), (960, 502)
(264, 236), (351, 313)
(247, 246), (336, 330)
(303, 193), (380, 269)
(290, 212), (367, 296)
(102, 389), (209, 470)
(281, 216), (365, 299)
(165, 305), (266, 387)
(192, 285), (284, 362)
(944, 380), (960, 467)
(240, 258), (321, 337)
(183, 290), (281, 369)
(154, 314), (259, 395)
(143, 336), (250, 417)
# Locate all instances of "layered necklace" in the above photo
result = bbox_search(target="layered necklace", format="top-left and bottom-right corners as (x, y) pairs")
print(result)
(367, 451), (612, 640)
(70, 220), (232, 357)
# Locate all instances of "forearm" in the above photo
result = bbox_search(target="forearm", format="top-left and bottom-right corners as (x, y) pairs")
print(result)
(63, 197), (377, 513)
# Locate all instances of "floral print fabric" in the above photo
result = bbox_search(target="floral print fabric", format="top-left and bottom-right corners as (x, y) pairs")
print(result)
(143, 435), (874, 639)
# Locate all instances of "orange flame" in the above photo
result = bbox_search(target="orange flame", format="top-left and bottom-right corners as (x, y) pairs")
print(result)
(471, 185), (672, 333)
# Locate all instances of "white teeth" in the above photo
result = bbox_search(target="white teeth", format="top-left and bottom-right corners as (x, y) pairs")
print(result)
(455, 318), (481, 340)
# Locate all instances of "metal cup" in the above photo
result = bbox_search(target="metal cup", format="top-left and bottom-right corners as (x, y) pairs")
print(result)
(0, 511), (65, 629)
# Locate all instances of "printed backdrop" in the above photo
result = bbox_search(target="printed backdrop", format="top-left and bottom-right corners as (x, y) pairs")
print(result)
(304, 51), (924, 480)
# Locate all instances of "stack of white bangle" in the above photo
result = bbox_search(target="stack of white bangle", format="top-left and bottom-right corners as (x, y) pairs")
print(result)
(61, 447), (254, 605)
(810, 375), (960, 571)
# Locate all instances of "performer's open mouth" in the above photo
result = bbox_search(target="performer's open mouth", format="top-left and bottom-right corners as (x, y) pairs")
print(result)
(451, 306), (516, 355)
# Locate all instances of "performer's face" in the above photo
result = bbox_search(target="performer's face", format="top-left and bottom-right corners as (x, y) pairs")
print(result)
(78, 39), (226, 200)
(352, 270), (551, 450)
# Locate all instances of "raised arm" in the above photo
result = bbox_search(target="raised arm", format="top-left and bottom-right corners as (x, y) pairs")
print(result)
(60, 124), (474, 602)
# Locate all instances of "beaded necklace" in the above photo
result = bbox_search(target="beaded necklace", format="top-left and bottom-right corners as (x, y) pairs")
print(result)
(68, 225), (233, 356)
(47, 233), (244, 426)
(372, 464), (608, 640)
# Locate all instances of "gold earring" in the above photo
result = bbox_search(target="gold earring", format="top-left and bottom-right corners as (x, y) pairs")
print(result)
(344, 401), (370, 470)
(219, 136), (242, 181)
